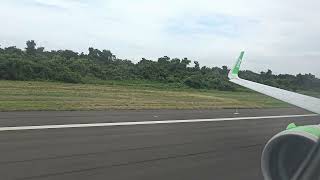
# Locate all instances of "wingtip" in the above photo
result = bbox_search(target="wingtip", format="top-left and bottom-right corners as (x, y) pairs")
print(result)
(228, 51), (245, 80)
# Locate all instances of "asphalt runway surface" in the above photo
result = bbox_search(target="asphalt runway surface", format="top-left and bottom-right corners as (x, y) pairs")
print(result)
(0, 108), (319, 180)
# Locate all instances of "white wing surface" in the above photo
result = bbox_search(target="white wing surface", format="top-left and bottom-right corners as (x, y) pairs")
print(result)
(228, 52), (320, 114)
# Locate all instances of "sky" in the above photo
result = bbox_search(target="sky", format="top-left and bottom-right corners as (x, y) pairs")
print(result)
(1, 0), (319, 77)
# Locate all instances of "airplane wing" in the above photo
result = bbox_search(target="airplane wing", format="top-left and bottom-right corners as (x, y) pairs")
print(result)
(228, 51), (320, 114)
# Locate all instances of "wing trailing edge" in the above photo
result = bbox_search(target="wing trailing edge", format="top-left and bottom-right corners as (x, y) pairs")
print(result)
(228, 52), (320, 114)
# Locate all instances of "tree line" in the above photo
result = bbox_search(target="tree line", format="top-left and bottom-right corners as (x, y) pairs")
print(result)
(0, 40), (319, 91)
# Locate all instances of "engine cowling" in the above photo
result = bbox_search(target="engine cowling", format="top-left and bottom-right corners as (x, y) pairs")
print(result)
(261, 123), (320, 180)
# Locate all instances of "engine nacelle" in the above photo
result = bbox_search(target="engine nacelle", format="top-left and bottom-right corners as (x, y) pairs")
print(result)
(261, 123), (320, 180)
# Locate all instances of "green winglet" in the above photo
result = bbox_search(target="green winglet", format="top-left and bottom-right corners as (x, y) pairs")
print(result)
(232, 51), (245, 75)
(229, 51), (245, 79)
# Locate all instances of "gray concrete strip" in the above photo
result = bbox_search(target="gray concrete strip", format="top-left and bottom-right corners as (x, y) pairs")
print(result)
(0, 108), (319, 180)
(0, 107), (311, 127)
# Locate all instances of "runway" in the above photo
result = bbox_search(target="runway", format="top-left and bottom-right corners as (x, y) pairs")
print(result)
(0, 108), (319, 180)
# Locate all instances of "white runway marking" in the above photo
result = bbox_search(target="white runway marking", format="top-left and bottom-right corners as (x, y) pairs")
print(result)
(0, 114), (318, 132)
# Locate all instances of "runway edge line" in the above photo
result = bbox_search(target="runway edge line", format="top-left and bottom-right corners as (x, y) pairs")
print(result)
(0, 114), (318, 132)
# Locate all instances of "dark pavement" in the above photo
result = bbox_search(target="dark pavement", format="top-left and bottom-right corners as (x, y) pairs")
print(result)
(0, 108), (319, 180)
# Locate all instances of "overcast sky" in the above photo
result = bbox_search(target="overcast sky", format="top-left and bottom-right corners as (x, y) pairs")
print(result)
(1, 0), (319, 77)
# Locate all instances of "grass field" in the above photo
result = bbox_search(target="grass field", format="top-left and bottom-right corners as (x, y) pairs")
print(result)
(0, 80), (290, 111)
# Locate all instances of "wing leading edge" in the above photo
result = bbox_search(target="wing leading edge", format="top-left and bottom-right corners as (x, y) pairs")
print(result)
(228, 52), (320, 114)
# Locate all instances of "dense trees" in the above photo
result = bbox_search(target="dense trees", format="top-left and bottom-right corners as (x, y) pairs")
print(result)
(0, 41), (319, 91)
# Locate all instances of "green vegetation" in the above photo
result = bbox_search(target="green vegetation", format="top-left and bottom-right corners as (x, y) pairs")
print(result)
(1, 40), (319, 92)
(0, 41), (318, 111)
(0, 80), (288, 111)
(298, 90), (320, 98)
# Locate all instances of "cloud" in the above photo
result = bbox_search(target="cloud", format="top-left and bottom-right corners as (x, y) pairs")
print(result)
(32, 0), (88, 9)
(0, 0), (319, 77)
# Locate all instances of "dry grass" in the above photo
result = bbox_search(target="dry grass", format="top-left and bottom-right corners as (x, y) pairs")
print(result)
(0, 80), (288, 111)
